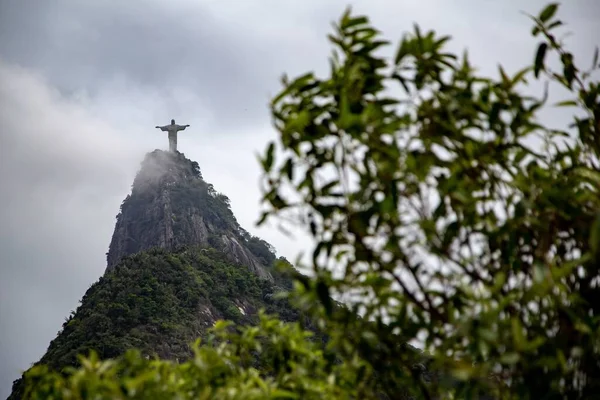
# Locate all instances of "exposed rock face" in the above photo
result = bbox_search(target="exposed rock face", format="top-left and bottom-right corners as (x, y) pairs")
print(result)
(106, 150), (273, 281)
(220, 234), (272, 280)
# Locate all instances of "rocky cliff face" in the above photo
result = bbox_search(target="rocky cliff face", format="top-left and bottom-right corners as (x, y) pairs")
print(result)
(106, 150), (273, 281)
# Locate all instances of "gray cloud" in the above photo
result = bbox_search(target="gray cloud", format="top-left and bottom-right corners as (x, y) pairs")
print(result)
(0, 0), (598, 397)
(0, 0), (330, 130)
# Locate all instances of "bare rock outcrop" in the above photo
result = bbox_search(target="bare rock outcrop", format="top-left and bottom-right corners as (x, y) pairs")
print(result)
(106, 150), (274, 281)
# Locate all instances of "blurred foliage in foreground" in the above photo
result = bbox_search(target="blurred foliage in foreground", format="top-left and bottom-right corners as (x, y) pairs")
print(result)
(23, 3), (600, 399)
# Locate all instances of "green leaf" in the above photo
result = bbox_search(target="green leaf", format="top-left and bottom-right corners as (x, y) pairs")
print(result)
(264, 142), (275, 172)
(500, 352), (520, 365)
(498, 65), (510, 85)
(561, 52), (576, 88)
(554, 100), (578, 107)
(512, 66), (531, 85)
(574, 167), (600, 186)
(511, 318), (526, 350)
(257, 211), (269, 226)
(394, 38), (410, 65)
(270, 389), (299, 399)
(341, 16), (369, 30)
(283, 158), (293, 181)
(211, 320), (233, 332)
(534, 42), (548, 78)
(546, 20), (563, 30)
(539, 3), (559, 23)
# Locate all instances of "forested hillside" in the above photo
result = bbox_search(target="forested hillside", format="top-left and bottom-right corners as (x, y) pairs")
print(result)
(9, 151), (305, 399)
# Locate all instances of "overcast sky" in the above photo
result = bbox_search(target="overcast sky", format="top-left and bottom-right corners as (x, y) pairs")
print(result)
(0, 0), (598, 397)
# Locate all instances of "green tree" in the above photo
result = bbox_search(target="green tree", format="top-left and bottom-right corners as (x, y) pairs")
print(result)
(23, 3), (600, 399)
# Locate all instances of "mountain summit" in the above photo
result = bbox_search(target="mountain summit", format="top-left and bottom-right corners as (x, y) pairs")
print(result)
(8, 150), (298, 399)
(107, 150), (274, 280)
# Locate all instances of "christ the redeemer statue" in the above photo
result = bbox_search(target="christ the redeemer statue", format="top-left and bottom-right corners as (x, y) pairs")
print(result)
(155, 119), (190, 153)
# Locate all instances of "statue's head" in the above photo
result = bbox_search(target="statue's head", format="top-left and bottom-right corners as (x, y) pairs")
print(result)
(171, 119), (175, 124)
